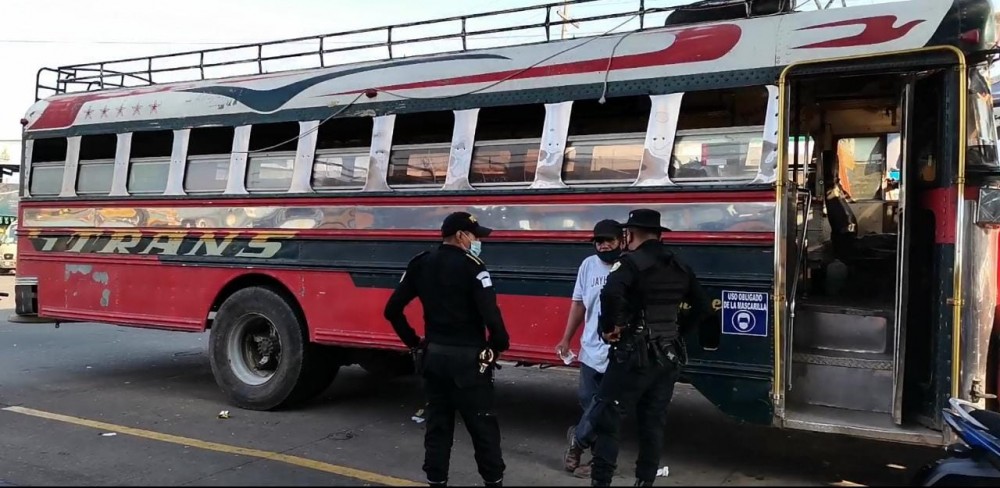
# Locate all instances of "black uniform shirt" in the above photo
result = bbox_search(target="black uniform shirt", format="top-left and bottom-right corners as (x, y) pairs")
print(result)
(384, 244), (510, 353)
(599, 239), (712, 338)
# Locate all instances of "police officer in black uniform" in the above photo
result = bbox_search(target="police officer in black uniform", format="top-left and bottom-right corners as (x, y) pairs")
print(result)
(384, 211), (510, 488)
(585, 208), (712, 487)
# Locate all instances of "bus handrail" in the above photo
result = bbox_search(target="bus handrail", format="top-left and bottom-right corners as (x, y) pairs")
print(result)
(786, 189), (811, 391)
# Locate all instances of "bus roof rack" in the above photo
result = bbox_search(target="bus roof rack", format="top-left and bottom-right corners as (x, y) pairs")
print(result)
(34, 0), (800, 101)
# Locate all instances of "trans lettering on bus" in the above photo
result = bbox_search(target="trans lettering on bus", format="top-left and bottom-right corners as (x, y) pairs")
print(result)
(27, 232), (288, 258)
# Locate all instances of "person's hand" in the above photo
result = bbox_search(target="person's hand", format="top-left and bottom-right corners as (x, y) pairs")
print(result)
(556, 339), (571, 358)
(602, 326), (623, 343)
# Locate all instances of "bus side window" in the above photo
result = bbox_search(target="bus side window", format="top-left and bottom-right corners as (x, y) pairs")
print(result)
(128, 130), (173, 195)
(671, 87), (768, 185)
(387, 111), (453, 188)
(28, 138), (67, 197)
(313, 116), (372, 191)
(470, 104), (544, 188)
(185, 126), (235, 194)
(561, 96), (648, 186)
(76, 133), (116, 196)
(246, 122), (298, 193)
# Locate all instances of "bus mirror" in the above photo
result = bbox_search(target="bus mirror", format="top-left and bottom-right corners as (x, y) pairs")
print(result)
(975, 187), (1000, 228)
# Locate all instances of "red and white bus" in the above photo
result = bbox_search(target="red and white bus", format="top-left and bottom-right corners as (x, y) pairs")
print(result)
(13, 0), (1000, 445)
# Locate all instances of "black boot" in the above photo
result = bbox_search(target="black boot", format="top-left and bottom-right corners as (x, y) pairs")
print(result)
(428, 481), (447, 487)
(634, 480), (654, 486)
(484, 478), (502, 487)
(592, 479), (611, 487)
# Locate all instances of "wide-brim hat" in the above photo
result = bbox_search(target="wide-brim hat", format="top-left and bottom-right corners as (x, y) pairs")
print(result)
(620, 208), (671, 232)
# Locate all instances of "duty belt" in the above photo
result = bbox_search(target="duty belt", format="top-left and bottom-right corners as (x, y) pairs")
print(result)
(427, 343), (483, 355)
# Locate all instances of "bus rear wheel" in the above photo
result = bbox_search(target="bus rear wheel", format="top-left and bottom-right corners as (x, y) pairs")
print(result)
(209, 286), (339, 410)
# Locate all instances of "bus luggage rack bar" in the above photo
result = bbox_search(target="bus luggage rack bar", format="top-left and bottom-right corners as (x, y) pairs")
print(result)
(34, 0), (678, 101)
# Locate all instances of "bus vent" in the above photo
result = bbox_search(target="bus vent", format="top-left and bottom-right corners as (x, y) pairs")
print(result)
(664, 0), (795, 26)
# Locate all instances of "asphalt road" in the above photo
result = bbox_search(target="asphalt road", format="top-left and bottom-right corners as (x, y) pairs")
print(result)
(0, 274), (943, 486)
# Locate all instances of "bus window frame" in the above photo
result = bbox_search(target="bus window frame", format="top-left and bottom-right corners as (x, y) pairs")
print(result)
(184, 154), (232, 195)
(28, 162), (65, 197)
(75, 157), (115, 196)
(469, 138), (542, 189)
(127, 156), (171, 196)
(386, 142), (452, 190)
(668, 125), (767, 186)
(561, 131), (646, 187)
(312, 147), (372, 192)
(245, 150), (296, 194)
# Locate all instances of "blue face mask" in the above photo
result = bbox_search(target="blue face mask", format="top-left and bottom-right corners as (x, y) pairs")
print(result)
(469, 239), (483, 257)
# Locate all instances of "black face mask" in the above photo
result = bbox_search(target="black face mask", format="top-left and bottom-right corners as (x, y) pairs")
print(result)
(597, 249), (620, 264)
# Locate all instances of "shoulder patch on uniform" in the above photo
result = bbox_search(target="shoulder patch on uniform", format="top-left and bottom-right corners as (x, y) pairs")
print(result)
(465, 253), (484, 266)
(408, 251), (430, 265)
(401, 251), (429, 282)
(476, 270), (493, 288)
(610, 261), (621, 272)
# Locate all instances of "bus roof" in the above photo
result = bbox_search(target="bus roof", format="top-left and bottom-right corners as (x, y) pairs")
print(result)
(22, 0), (995, 137)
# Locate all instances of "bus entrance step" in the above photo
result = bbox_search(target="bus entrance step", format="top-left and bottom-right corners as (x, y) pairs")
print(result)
(793, 304), (892, 354)
(789, 349), (894, 413)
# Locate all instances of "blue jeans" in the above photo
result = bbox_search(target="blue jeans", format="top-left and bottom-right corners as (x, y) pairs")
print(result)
(573, 363), (604, 447)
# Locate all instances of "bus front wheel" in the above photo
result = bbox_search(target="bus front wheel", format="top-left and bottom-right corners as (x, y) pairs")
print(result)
(209, 286), (339, 410)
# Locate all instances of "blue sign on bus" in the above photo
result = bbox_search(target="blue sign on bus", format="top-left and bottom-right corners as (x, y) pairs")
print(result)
(721, 290), (769, 337)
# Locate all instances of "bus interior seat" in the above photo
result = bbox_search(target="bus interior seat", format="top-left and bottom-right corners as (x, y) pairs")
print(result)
(821, 149), (897, 262)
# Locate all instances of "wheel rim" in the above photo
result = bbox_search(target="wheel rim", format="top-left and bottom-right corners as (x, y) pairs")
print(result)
(227, 313), (282, 386)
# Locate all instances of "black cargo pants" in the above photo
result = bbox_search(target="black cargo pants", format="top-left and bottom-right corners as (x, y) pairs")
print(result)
(421, 343), (505, 485)
(580, 342), (681, 485)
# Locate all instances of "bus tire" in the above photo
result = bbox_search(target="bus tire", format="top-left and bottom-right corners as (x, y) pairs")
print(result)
(209, 286), (338, 410)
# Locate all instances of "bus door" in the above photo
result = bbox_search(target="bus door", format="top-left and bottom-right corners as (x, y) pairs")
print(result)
(778, 58), (953, 444)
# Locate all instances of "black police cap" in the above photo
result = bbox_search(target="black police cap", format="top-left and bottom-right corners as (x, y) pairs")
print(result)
(441, 211), (492, 238)
(592, 219), (621, 241)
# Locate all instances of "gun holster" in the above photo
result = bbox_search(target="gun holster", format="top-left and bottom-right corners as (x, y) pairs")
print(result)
(412, 345), (427, 375)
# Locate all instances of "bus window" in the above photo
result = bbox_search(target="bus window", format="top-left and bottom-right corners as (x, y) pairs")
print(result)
(313, 117), (372, 190)
(76, 134), (116, 196)
(245, 123), (297, 193)
(671, 127), (764, 184)
(837, 136), (890, 201)
(470, 104), (544, 188)
(28, 138), (67, 196)
(128, 130), (172, 195)
(185, 126), (234, 194)
(246, 154), (294, 192)
(671, 87), (768, 184)
(387, 111), (453, 188)
(967, 65), (999, 170)
(312, 152), (369, 189)
(562, 96), (648, 185)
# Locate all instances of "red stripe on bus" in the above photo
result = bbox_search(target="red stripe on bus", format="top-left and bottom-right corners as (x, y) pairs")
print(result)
(17, 190), (775, 209)
(330, 24), (742, 95)
(21, 228), (773, 243)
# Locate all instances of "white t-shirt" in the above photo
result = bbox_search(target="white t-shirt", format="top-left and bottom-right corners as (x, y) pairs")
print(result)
(572, 254), (613, 373)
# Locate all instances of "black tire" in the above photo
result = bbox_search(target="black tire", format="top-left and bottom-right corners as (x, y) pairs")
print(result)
(209, 286), (339, 410)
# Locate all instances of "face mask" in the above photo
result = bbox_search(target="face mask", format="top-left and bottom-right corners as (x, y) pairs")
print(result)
(597, 249), (620, 264)
(469, 239), (483, 257)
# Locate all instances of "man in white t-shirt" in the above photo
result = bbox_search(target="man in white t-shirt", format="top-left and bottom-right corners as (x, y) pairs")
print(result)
(555, 219), (622, 478)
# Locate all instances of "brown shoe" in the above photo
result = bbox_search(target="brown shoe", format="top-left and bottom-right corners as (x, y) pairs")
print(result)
(573, 461), (592, 479)
(564, 426), (583, 472)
